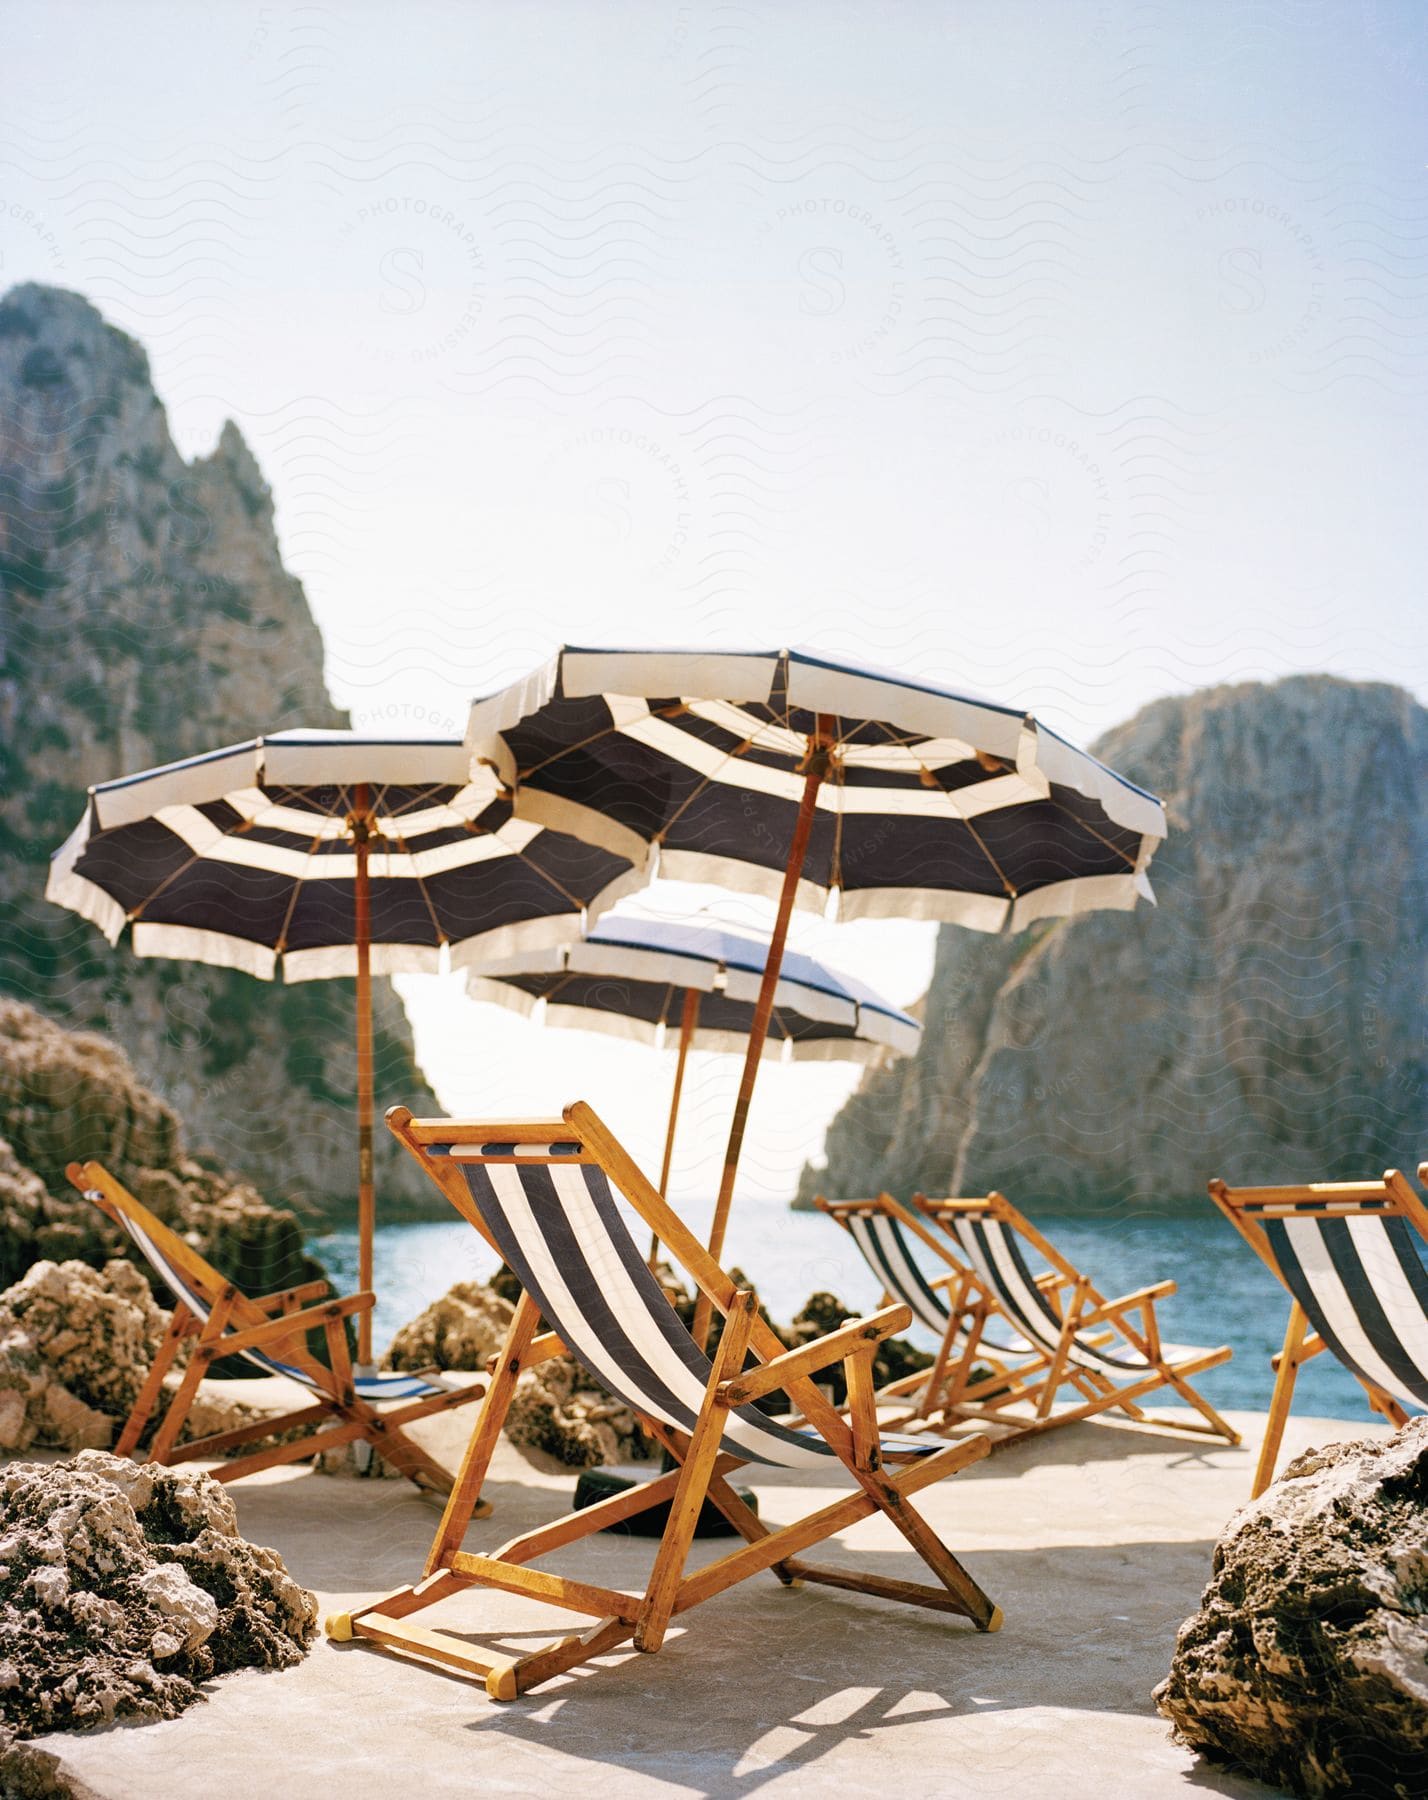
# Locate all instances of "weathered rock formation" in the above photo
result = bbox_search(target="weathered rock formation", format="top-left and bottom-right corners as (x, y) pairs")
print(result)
(0, 1727), (105, 1800)
(0, 1254), (293, 1459)
(0, 1451), (316, 1739)
(0, 1258), (169, 1453)
(0, 998), (319, 1296)
(384, 1279), (515, 1376)
(0, 282), (438, 1221)
(1155, 1418), (1428, 1799)
(803, 677), (1428, 1208)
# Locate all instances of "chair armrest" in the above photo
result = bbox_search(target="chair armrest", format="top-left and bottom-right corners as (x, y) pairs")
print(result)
(487, 1329), (568, 1374)
(201, 1291), (375, 1361)
(717, 1304), (912, 1409)
(252, 1278), (332, 1314)
(1076, 1281), (1175, 1330)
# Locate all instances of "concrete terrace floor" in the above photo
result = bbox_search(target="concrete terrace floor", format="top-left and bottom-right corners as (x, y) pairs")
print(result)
(38, 1399), (1387, 1800)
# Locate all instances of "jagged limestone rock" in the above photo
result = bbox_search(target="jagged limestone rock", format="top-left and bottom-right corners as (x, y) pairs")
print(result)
(384, 1275), (646, 1469)
(383, 1279), (515, 1374)
(0, 1257), (166, 1452)
(0, 1256), (277, 1457)
(0, 1727), (105, 1800)
(0, 1450), (316, 1738)
(0, 281), (438, 1220)
(803, 676), (1428, 1208)
(1154, 1418), (1428, 1799)
(504, 1355), (653, 1469)
(0, 1000), (320, 1296)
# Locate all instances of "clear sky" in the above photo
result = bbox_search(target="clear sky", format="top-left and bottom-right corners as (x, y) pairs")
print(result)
(4, 2), (1425, 1203)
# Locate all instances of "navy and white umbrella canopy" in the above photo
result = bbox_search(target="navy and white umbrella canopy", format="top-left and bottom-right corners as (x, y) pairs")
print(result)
(466, 915), (921, 1065)
(47, 730), (642, 978)
(466, 645), (1169, 1330)
(465, 646), (1168, 931)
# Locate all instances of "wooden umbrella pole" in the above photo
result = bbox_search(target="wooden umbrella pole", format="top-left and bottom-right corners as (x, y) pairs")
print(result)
(648, 986), (700, 1270)
(353, 784), (375, 1369)
(692, 732), (831, 1351)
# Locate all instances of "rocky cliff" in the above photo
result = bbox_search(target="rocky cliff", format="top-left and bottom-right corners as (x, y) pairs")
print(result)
(801, 677), (1428, 1211)
(0, 283), (439, 1221)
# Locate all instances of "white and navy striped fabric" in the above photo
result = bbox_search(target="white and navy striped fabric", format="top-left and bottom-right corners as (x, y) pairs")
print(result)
(467, 915), (920, 1064)
(47, 730), (641, 981)
(844, 1211), (1033, 1356)
(112, 1207), (444, 1403)
(465, 647), (1167, 932)
(1267, 1214), (1428, 1411)
(945, 1215), (1152, 1375)
(445, 1146), (941, 1467)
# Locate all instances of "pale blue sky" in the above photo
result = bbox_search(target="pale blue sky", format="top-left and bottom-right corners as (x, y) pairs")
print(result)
(5, 2), (1425, 1199)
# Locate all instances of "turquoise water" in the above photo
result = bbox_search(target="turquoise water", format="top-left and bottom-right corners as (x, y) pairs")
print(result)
(313, 1202), (1369, 1418)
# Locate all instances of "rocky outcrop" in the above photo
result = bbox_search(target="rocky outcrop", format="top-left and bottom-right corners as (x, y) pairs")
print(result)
(0, 1728), (104, 1800)
(505, 1355), (652, 1469)
(803, 677), (1428, 1208)
(384, 1280), (515, 1375)
(0, 1451), (316, 1738)
(0, 1258), (168, 1453)
(385, 1275), (648, 1467)
(0, 1256), (285, 1458)
(1155, 1419), (1428, 1799)
(0, 283), (438, 1221)
(0, 999), (320, 1297)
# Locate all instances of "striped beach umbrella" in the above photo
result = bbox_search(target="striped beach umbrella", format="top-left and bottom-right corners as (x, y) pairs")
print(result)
(467, 913), (920, 1223)
(46, 728), (640, 1363)
(466, 645), (1167, 1345)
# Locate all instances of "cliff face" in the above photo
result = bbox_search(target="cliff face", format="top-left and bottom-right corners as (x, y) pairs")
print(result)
(802, 677), (1428, 1210)
(0, 284), (438, 1221)
(0, 998), (317, 1295)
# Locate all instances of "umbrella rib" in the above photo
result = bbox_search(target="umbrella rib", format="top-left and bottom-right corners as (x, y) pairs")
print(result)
(650, 726), (763, 844)
(497, 837), (590, 914)
(1045, 800), (1139, 869)
(386, 824), (449, 948)
(516, 702), (686, 782)
(862, 717), (1019, 899)
(271, 818), (338, 956)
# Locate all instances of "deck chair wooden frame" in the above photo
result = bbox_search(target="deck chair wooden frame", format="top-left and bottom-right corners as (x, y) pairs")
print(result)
(68, 1160), (485, 1491)
(814, 1193), (1061, 1425)
(324, 1104), (1001, 1701)
(909, 1192), (1239, 1447)
(1209, 1169), (1428, 1497)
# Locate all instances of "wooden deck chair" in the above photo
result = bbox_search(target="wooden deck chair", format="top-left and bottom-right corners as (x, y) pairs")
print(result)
(910, 1192), (1239, 1447)
(68, 1160), (486, 1492)
(813, 1193), (1052, 1424)
(324, 1104), (1001, 1700)
(1209, 1170), (1428, 1497)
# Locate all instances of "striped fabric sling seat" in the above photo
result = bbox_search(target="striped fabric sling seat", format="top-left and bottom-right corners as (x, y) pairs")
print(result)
(1209, 1170), (1428, 1496)
(325, 1103), (1002, 1701)
(815, 1194), (1046, 1427)
(909, 1192), (1239, 1447)
(68, 1161), (485, 1491)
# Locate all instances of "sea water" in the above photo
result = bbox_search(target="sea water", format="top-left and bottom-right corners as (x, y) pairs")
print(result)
(313, 1202), (1367, 1417)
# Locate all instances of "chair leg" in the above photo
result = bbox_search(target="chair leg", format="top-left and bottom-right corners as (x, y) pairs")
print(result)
(1160, 1368), (1241, 1445)
(857, 1461), (1000, 1631)
(1253, 1302), (1308, 1499)
(148, 1289), (237, 1465)
(425, 1292), (540, 1574)
(635, 1291), (757, 1653)
(116, 1303), (194, 1457)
